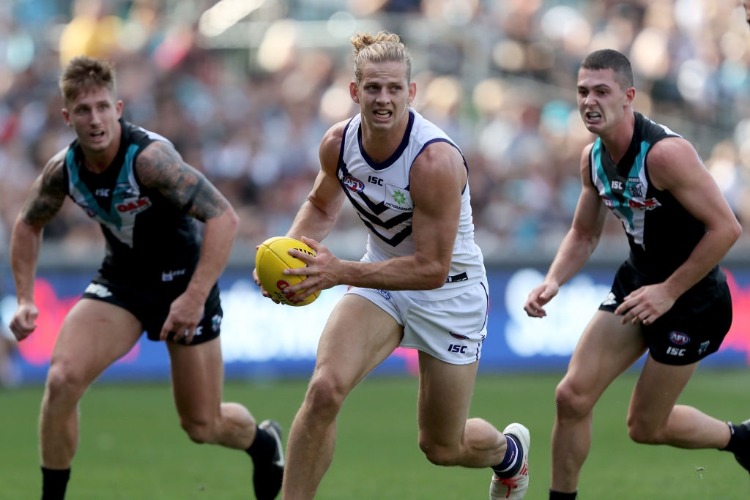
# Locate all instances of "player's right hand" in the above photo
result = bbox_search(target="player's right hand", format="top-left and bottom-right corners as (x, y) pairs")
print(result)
(9, 302), (39, 341)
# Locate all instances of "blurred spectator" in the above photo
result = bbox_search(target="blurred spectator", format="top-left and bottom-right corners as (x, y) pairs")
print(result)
(2, 0), (750, 264)
(59, 0), (124, 66)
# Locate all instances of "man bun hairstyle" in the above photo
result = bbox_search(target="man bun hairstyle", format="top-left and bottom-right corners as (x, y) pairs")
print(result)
(351, 31), (412, 85)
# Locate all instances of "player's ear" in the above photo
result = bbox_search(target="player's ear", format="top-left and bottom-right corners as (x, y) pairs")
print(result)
(350, 81), (360, 104)
(625, 86), (635, 106)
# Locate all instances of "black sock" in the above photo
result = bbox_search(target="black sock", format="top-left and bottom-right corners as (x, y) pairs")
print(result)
(41, 467), (70, 500)
(722, 421), (749, 454)
(246, 426), (274, 462)
(550, 490), (577, 499)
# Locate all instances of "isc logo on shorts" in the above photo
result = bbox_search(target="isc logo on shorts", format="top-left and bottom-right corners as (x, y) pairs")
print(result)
(448, 344), (467, 354)
(665, 346), (686, 357)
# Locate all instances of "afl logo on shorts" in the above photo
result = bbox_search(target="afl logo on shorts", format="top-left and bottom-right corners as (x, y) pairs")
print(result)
(669, 331), (690, 345)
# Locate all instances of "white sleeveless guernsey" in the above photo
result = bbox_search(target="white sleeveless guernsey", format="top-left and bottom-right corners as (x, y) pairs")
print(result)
(336, 109), (486, 299)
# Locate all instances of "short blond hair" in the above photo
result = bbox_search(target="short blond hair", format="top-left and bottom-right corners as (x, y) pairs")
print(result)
(351, 31), (412, 85)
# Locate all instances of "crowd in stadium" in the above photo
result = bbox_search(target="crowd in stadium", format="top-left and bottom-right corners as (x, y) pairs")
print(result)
(2, 0), (750, 263)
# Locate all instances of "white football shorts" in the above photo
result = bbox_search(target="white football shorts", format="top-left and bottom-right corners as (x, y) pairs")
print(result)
(346, 280), (489, 365)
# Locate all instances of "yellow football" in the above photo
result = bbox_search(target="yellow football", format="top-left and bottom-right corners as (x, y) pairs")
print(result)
(255, 236), (320, 306)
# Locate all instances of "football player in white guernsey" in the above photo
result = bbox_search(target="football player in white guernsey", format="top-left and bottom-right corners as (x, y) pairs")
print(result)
(523, 49), (749, 499)
(9, 56), (284, 500)
(254, 32), (529, 499)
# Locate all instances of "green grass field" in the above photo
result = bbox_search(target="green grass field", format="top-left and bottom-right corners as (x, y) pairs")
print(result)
(1, 369), (749, 499)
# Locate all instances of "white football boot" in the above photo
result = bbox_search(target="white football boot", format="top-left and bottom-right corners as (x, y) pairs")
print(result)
(489, 423), (530, 499)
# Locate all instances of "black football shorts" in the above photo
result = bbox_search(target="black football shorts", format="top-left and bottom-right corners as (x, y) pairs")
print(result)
(599, 260), (732, 366)
(81, 277), (222, 346)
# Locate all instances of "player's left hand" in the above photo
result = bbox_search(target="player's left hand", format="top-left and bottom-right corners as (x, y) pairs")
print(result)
(615, 284), (675, 325)
(160, 292), (205, 344)
(524, 281), (560, 318)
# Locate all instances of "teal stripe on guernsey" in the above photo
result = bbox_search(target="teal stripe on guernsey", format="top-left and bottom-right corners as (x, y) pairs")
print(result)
(594, 139), (630, 227)
(632, 141), (649, 179)
(591, 139), (611, 199)
(124, 143), (139, 177)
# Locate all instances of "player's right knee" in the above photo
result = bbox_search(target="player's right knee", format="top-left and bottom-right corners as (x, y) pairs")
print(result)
(418, 440), (459, 466)
(626, 416), (665, 444)
(180, 417), (215, 444)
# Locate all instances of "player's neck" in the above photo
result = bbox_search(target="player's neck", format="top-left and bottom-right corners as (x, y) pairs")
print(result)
(360, 120), (408, 163)
(82, 141), (120, 173)
(81, 123), (122, 173)
(599, 112), (635, 163)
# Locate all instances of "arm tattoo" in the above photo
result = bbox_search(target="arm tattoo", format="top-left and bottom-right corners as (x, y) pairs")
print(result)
(21, 157), (67, 227)
(137, 141), (230, 222)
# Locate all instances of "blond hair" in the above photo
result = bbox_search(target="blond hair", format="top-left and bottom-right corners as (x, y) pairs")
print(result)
(59, 55), (117, 104)
(351, 31), (412, 85)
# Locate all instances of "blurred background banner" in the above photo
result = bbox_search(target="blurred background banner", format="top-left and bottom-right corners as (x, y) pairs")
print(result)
(3, 0), (750, 386)
(3, 262), (750, 385)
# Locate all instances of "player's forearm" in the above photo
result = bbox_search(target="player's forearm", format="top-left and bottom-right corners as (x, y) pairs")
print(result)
(10, 219), (42, 304)
(286, 200), (337, 243)
(545, 228), (600, 287)
(336, 256), (448, 291)
(187, 208), (239, 300)
(663, 224), (741, 298)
